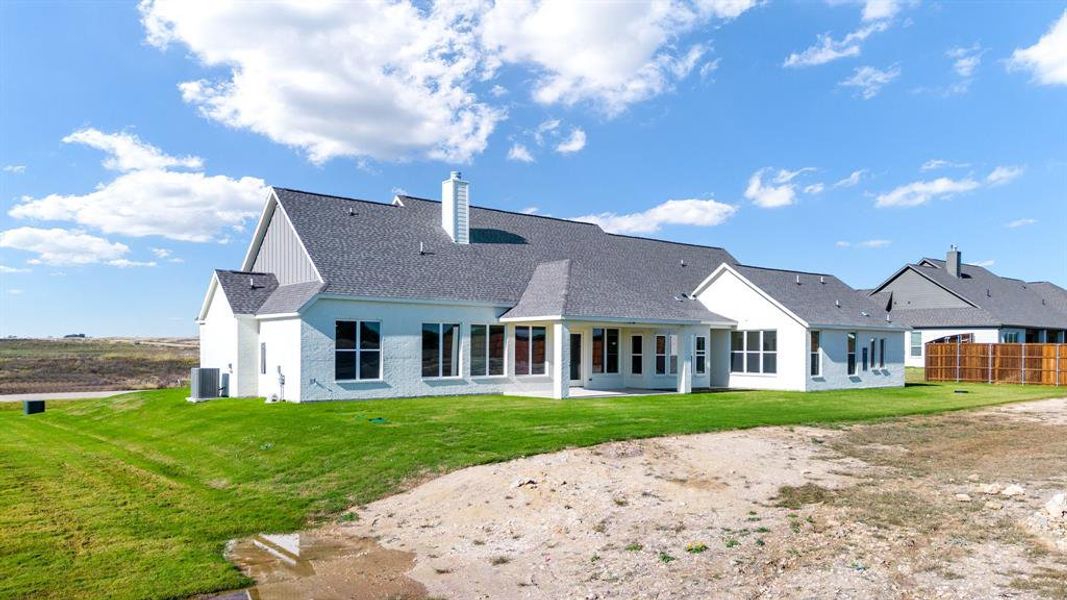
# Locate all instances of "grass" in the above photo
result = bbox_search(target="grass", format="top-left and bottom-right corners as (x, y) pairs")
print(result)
(0, 382), (1062, 599)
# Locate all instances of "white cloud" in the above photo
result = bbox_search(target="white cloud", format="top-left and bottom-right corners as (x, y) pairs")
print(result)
(836, 238), (891, 248)
(151, 247), (184, 263)
(0, 227), (143, 267)
(7, 289), (23, 295)
(521, 206), (540, 215)
(920, 159), (969, 171)
(62, 129), (201, 172)
(783, 21), (888, 68)
(0, 264), (31, 273)
(1008, 10), (1067, 86)
(142, 0), (503, 164)
(833, 169), (866, 188)
(860, 0), (904, 22)
(804, 183), (826, 194)
(948, 44), (982, 78)
(555, 128), (587, 154)
(839, 64), (900, 99)
(482, 0), (755, 115)
(142, 1), (757, 164)
(109, 259), (158, 268)
(875, 176), (981, 207)
(773, 167), (816, 184)
(699, 58), (721, 80)
(507, 143), (535, 163)
(973, 259), (995, 268)
(986, 165), (1024, 186)
(1006, 218), (1037, 228)
(574, 198), (737, 234)
(9, 129), (268, 243)
(745, 168), (797, 208)
(2, 164), (26, 174)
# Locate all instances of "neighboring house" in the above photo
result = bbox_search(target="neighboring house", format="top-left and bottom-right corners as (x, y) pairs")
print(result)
(198, 173), (904, 402)
(869, 246), (1067, 368)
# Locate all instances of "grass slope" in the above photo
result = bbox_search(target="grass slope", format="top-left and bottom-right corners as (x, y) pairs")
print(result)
(0, 383), (1062, 599)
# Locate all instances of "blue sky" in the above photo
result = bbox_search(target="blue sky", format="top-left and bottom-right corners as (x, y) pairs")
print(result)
(1, 0), (1064, 337)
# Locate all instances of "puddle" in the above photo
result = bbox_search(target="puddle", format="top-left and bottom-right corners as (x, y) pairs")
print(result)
(209, 531), (427, 600)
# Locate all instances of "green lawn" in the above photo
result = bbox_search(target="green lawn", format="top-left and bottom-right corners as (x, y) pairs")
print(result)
(1, 383), (1063, 600)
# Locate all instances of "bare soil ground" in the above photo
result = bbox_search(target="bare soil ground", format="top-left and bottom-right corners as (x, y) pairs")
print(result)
(222, 397), (1067, 600)
(0, 337), (198, 394)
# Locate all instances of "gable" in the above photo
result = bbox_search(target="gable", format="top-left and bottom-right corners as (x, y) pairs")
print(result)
(695, 267), (807, 329)
(881, 267), (972, 310)
(250, 203), (319, 286)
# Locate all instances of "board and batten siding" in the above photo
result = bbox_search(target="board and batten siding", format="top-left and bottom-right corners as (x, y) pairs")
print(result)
(882, 268), (970, 310)
(252, 207), (319, 285)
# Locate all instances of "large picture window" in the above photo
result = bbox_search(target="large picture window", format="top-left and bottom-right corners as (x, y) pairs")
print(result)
(810, 330), (821, 377)
(910, 331), (922, 357)
(515, 326), (546, 376)
(336, 320), (381, 380)
(422, 323), (461, 378)
(592, 328), (620, 374)
(471, 324), (505, 377)
(695, 336), (707, 375)
(630, 335), (643, 374)
(730, 330), (776, 374)
(847, 332), (857, 375)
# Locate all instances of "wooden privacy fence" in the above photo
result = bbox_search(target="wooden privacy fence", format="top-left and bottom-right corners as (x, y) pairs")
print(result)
(925, 342), (1067, 385)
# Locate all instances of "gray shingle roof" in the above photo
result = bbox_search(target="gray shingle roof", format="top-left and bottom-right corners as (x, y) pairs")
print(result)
(733, 265), (904, 329)
(272, 187), (739, 320)
(502, 259), (733, 323)
(257, 281), (325, 315)
(215, 270), (278, 314)
(878, 260), (1067, 329)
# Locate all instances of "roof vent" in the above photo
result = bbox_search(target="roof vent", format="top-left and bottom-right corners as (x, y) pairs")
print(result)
(861, 311), (870, 317)
(819, 276), (825, 284)
(835, 299), (841, 308)
(680, 259), (687, 267)
(348, 207), (356, 216)
(795, 275), (801, 285)
(987, 289), (991, 297)
(419, 242), (426, 256)
(249, 276), (256, 289)
(886, 314), (891, 322)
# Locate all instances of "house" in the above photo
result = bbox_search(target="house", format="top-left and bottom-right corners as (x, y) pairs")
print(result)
(869, 246), (1067, 368)
(197, 173), (905, 402)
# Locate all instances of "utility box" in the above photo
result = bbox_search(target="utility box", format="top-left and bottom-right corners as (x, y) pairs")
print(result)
(189, 368), (222, 402)
(24, 400), (45, 415)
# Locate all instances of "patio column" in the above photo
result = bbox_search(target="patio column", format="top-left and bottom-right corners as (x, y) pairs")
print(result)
(677, 328), (695, 394)
(552, 321), (570, 399)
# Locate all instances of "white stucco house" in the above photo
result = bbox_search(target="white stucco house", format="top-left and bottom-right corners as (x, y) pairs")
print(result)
(198, 173), (905, 402)
(869, 246), (1067, 368)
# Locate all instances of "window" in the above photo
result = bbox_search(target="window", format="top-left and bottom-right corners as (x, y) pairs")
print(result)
(847, 332), (857, 375)
(591, 328), (620, 374)
(910, 331), (922, 357)
(655, 335), (667, 374)
(695, 336), (707, 375)
(630, 335), (643, 374)
(669, 335), (679, 374)
(471, 324), (505, 377)
(260, 343), (266, 375)
(730, 330), (777, 374)
(869, 339), (876, 371)
(879, 338), (886, 368)
(422, 323), (461, 378)
(862, 347), (869, 371)
(336, 321), (381, 380)
(1002, 331), (1020, 343)
(810, 331), (821, 377)
(514, 326), (546, 375)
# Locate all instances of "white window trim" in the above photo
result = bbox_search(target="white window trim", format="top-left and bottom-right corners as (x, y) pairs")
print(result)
(731, 330), (778, 375)
(810, 330), (822, 378)
(910, 331), (922, 357)
(630, 334), (643, 375)
(695, 336), (707, 375)
(335, 320), (383, 383)
(470, 323), (508, 379)
(422, 322), (463, 380)
(847, 332), (858, 376)
(591, 328), (621, 375)
(514, 325), (548, 377)
(655, 334), (668, 375)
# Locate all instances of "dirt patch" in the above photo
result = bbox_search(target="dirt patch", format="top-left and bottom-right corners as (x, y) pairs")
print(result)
(220, 397), (1067, 599)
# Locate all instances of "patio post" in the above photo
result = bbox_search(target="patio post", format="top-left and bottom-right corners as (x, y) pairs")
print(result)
(551, 321), (570, 399)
